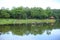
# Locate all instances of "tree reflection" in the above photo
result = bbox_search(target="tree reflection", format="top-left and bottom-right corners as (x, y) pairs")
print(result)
(0, 22), (60, 36)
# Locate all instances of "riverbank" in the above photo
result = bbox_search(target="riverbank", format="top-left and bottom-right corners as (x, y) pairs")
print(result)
(0, 19), (55, 25)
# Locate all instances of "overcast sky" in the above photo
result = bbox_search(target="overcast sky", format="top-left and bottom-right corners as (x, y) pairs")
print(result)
(0, 0), (60, 9)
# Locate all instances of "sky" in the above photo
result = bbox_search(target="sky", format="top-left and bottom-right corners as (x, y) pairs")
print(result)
(0, 0), (60, 9)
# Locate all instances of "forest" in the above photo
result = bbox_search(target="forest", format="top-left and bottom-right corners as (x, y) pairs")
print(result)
(0, 7), (60, 19)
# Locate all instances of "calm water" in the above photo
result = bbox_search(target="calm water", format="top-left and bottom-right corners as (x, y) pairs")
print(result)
(0, 22), (60, 40)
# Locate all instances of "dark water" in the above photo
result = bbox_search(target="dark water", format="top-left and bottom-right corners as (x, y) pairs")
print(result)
(0, 22), (60, 40)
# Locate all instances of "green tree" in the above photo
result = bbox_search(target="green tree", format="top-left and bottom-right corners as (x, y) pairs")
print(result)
(0, 8), (10, 18)
(45, 7), (52, 18)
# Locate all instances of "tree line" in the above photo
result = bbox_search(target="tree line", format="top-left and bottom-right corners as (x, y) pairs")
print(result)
(0, 7), (60, 19)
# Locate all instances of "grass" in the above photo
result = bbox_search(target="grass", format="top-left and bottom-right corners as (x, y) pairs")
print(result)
(0, 19), (56, 25)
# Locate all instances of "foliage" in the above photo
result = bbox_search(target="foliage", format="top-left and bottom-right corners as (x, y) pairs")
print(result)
(0, 7), (60, 19)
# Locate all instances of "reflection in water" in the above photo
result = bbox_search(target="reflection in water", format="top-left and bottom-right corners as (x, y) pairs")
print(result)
(0, 22), (60, 40)
(0, 23), (54, 35)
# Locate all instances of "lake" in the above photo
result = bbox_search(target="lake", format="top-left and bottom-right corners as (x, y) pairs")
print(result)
(0, 21), (60, 40)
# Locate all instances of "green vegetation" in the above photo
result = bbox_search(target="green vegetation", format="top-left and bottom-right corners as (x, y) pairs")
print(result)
(0, 7), (59, 24)
(0, 19), (55, 25)
(0, 7), (60, 19)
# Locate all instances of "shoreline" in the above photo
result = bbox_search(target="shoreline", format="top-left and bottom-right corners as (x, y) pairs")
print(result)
(0, 19), (55, 25)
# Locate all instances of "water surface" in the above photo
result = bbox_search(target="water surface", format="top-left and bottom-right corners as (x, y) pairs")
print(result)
(0, 22), (60, 40)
